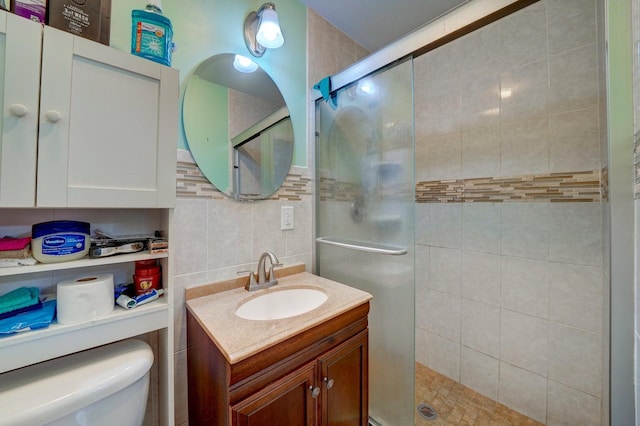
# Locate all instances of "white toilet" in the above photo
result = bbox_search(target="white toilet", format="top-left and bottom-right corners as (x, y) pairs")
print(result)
(0, 339), (154, 426)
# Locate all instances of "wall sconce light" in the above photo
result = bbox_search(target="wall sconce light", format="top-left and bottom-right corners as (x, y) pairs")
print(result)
(244, 2), (284, 57)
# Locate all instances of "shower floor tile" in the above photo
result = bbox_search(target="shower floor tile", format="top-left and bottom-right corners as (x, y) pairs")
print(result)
(415, 363), (544, 425)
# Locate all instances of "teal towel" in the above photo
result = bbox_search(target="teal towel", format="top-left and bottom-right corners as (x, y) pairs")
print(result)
(313, 76), (338, 108)
(0, 287), (40, 315)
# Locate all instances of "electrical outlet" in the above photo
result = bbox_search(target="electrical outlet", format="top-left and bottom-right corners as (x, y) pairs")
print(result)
(281, 206), (294, 230)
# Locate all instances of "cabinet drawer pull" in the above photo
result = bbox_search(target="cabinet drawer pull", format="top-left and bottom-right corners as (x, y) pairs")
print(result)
(9, 104), (28, 117)
(45, 110), (62, 123)
(323, 377), (334, 389)
(309, 386), (320, 398)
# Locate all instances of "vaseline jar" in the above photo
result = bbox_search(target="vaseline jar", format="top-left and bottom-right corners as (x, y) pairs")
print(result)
(32, 220), (91, 263)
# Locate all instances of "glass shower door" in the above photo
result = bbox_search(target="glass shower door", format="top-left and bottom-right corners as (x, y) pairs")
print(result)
(315, 58), (414, 425)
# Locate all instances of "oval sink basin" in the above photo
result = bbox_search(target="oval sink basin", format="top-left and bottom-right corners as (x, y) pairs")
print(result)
(235, 288), (328, 321)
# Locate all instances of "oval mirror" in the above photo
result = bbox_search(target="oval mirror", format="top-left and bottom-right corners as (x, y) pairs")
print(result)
(183, 53), (294, 200)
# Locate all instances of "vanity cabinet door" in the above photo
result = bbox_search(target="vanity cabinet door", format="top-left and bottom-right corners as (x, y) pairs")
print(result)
(231, 361), (317, 426)
(37, 26), (178, 208)
(318, 330), (368, 426)
(0, 11), (41, 207)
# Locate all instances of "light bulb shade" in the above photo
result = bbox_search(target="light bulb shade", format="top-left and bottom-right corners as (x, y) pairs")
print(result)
(256, 8), (284, 49)
(244, 3), (284, 57)
(233, 54), (259, 73)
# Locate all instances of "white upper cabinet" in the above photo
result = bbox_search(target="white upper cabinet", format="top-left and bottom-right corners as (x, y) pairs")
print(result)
(38, 26), (179, 208)
(0, 10), (179, 208)
(0, 13), (41, 207)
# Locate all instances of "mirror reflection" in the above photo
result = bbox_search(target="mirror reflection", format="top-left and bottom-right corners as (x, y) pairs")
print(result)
(183, 53), (294, 200)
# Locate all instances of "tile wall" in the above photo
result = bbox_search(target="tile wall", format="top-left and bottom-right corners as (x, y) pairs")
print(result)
(413, 1), (606, 424)
(171, 9), (368, 425)
(307, 9), (370, 93)
(172, 153), (313, 425)
(228, 89), (282, 139)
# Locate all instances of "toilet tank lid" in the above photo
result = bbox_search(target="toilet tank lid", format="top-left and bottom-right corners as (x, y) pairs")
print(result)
(0, 339), (154, 426)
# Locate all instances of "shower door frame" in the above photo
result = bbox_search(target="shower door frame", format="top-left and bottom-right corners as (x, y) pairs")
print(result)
(309, 1), (622, 425)
(313, 56), (416, 425)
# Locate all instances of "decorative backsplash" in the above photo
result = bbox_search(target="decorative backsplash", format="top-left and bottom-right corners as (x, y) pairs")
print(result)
(318, 170), (604, 203)
(176, 159), (312, 201)
(601, 166), (609, 202)
(180, 153), (604, 204)
(416, 170), (603, 203)
(318, 177), (362, 202)
(635, 131), (640, 197)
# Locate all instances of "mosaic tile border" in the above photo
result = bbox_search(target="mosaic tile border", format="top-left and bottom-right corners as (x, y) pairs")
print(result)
(635, 131), (640, 197)
(416, 170), (602, 203)
(179, 147), (603, 204)
(176, 160), (312, 201)
(318, 177), (362, 202)
(318, 170), (604, 203)
(602, 166), (609, 202)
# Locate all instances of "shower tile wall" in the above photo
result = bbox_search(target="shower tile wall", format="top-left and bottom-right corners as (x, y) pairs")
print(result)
(307, 9), (370, 94)
(414, 1), (605, 424)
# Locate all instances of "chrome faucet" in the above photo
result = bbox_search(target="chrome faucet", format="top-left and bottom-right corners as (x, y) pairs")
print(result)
(240, 251), (282, 291)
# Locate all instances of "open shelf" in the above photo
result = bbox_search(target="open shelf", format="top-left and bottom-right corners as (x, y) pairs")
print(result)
(0, 251), (168, 277)
(0, 297), (170, 373)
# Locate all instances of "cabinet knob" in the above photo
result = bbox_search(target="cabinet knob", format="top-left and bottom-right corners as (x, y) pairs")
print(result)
(45, 110), (62, 123)
(309, 386), (320, 398)
(9, 104), (28, 117)
(323, 377), (334, 389)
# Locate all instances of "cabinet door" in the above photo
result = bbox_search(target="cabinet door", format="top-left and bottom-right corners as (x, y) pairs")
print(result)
(319, 330), (368, 426)
(0, 11), (41, 207)
(232, 361), (317, 426)
(37, 26), (178, 208)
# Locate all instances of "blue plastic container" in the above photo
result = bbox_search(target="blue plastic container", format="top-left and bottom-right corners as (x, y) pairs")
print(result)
(31, 220), (91, 263)
(131, 8), (173, 66)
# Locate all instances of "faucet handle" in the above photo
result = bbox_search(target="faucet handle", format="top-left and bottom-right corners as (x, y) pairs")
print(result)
(267, 262), (283, 280)
(237, 270), (257, 291)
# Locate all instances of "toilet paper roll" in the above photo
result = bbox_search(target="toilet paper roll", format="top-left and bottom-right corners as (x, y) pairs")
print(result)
(56, 274), (115, 325)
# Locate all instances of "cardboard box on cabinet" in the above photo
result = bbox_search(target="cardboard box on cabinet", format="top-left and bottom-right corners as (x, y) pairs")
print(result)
(47, 0), (111, 45)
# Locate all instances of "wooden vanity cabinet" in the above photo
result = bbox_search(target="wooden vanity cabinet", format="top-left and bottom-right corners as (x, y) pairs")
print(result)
(187, 302), (369, 426)
(231, 361), (318, 425)
(318, 331), (368, 426)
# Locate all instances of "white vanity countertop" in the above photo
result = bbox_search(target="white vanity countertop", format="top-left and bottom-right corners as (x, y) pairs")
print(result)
(185, 265), (372, 364)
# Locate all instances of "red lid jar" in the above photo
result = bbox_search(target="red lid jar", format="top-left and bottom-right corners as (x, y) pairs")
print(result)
(133, 260), (161, 294)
